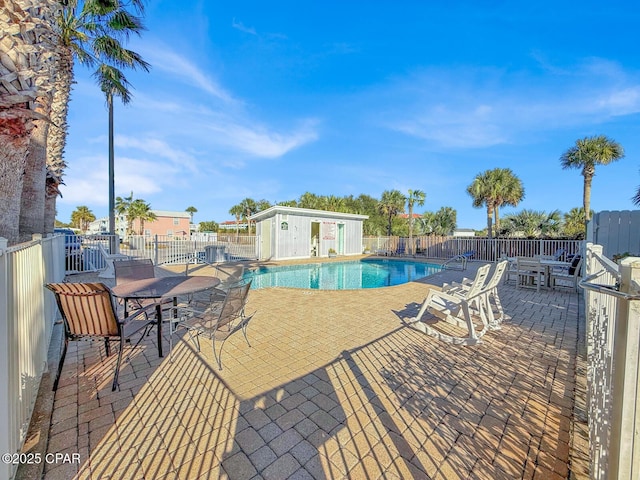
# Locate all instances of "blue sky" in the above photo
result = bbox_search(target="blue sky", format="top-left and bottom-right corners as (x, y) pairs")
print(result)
(59, 0), (640, 230)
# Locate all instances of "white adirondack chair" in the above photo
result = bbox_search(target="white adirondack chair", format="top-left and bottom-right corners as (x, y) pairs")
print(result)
(408, 263), (492, 346)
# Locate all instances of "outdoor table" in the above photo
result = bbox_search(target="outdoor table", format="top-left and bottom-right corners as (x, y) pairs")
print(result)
(538, 259), (572, 288)
(110, 275), (220, 357)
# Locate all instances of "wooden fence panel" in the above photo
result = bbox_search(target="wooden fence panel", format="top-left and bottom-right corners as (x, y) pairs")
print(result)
(592, 210), (640, 258)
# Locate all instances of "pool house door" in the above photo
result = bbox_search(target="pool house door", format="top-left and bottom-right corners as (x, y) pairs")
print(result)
(311, 221), (320, 257)
(337, 224), (345, 254)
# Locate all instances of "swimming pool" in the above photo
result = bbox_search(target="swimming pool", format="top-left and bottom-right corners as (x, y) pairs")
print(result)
(244, 259), (443, 290)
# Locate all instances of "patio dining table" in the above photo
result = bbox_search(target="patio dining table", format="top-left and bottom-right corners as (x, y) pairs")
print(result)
(110, 275), (220, 357)
(508, 257), (572, 289)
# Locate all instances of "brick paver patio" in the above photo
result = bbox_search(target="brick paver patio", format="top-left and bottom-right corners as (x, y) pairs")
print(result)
(39, 261), (588, 479)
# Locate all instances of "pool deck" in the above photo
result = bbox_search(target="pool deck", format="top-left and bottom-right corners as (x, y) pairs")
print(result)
(33, 258), (589, 479)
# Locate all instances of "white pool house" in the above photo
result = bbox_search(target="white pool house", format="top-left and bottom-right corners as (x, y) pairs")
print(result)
(250, 206), (369, 261)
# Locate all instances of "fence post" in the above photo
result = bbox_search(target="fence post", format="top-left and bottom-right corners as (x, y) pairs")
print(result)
(154, 235), (159, 265)
(609, 256), (640, 480)
(0, 237), (12, 480)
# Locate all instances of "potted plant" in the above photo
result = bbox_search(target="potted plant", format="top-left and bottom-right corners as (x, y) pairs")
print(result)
(328, 248), (337, 258)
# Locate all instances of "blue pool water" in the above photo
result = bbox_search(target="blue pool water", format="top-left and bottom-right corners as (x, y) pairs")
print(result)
(244, 259), (443, 290)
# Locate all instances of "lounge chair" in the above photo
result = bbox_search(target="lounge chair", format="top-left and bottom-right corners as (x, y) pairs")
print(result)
(442, 260), (508, 328)
(442, 250), (475, 271)
(170, 280), (254, 369)
(97, 243), (130, 278)
(391, 238), (407, 256)
(408, 263), (492, 345)
(46, 282), (160, 391)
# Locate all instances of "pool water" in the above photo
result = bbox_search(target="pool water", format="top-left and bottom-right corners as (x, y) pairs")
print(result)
(244, 259), (443, 290)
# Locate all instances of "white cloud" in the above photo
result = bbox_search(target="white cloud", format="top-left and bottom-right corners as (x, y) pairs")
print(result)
(76, 42), (320, 164)
(232, 18), (257, 35)
(595, 87), (640, 116)
(115, 136), (199, 172)
(138, 42), (235, 103)
(377, 60), (640, 148)
(58, 154), (182, 208)
(207, 119), (319, 158)
(391, 104), (507, 148)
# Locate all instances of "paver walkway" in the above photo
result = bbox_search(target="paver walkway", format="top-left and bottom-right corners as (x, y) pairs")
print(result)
(41, 262), (587, 479)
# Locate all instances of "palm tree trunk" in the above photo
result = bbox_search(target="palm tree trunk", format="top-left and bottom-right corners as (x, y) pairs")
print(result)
(486, 205), (494, 240)
(493, 205), (500, 237)
(45, 48), (72, 233)
(108, 94), (116, 236)
(43, 178), (59, 234)
(0, 115), (32, 244)
(19, 114), (48, 241)
(583, 175), (593, 222)
(408, 204), (414, 255)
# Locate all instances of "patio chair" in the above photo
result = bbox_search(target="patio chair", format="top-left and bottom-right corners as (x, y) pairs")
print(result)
(114, 258), (174, 313)
(516, 257), (544, 292)
(502, 257), (518, 285)
(114, 258), (155, 285)
(408, 263), (492, 345)
(442, 260), (508, 328)
(170, 279), (254, 369)
(46, 282), (160, 391)
(550, 256), (582, 291)
(184, 257), (246, 301)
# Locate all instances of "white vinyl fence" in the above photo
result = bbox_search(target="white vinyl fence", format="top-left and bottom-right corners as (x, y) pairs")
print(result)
(122, 234), (258, 265)
(0, 236), (65, 480)
(581, 243), (640, 480)
(364, 236), (583, 262)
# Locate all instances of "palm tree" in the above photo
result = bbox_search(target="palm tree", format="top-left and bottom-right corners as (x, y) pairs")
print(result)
(562, 207), (591, 239)
(560, 135), (624, 231)
(432, 207), (457, 236)
(114, 191), (134, 235)
(490, 168), (524, 234)
(51, 0), (150, 236)
(322, 195), (346, 213)
(377, 190), (406, 236)
(501, 210), (561, 238)
(256, 199), (272, 212)
(467, 171), (497, 239)
(419, 207), (457, 236)
(229, 204), (244, 239)
(70, 205), (96, 233)
(0, 0), (57, 244)
(466, 168), (524, 239)
(298, 192), (321, 210)
(633, 172), (640, 206)
(185, 206), (198, 223)
(406, 189), (425, 254)
(239, 198), (257, 234)
(129, 199), (156, 235)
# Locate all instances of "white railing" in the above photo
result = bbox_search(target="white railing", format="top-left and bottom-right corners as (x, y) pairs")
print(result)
(121, 234), (258, 265)
(581, 243), (640, 480)
(0, 235), (65, 480)
(364, 236), (583, 261)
